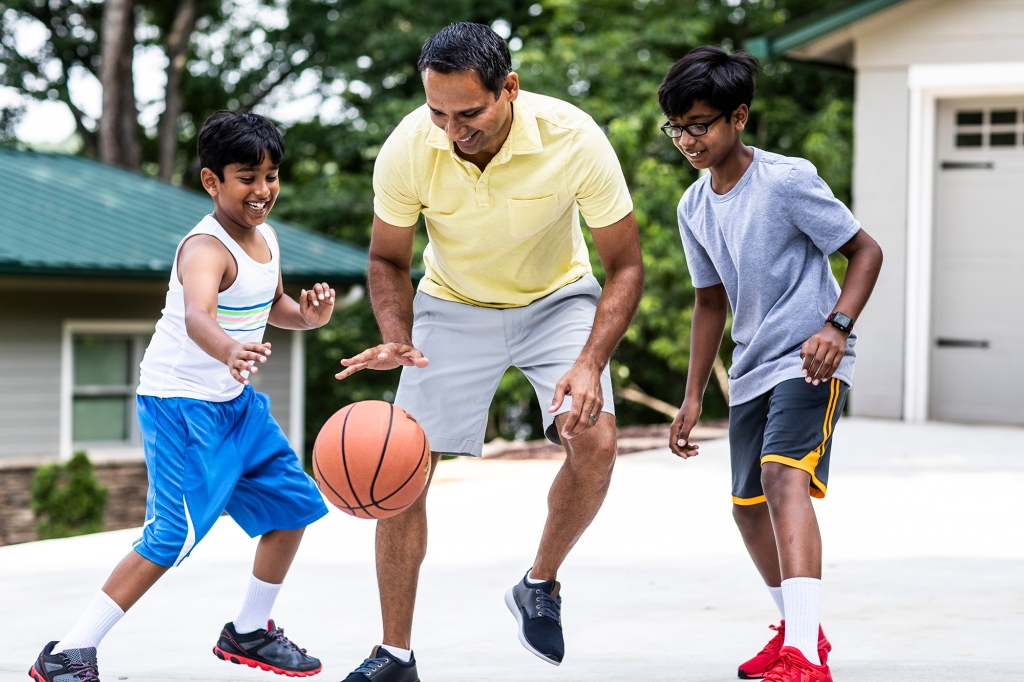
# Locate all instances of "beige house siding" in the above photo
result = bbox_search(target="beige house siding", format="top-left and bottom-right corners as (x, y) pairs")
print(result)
(849, 68), (911, 418)
(0, 277), (296, 463)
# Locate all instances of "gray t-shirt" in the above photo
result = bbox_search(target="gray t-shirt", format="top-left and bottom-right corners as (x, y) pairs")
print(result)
(677, 148), (860, 405)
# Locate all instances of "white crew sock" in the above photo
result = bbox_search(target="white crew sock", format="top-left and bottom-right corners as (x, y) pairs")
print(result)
(56, 591), (125, 652)
(781, 577), (822, 665)
(767, 584), (785, 620)
(381, 645), (412, 663)
(234, 575), (283, 634)
(525, 568), (550, 586)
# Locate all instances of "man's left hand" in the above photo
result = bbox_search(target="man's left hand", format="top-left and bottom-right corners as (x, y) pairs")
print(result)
(550, 360), (605, 440)
(800, 324), (848, 385)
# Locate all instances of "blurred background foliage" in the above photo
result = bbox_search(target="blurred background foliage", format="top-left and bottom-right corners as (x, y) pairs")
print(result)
(0, 0), (854, 453)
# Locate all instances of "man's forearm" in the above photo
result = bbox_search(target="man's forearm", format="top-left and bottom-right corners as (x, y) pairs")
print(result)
(368, 256), (416, 345)
(578, 263), (644, 369)
(684, 292), (728, 404)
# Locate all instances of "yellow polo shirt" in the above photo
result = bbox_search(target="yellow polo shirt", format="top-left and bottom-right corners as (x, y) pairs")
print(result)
(372, 90), (633, 308)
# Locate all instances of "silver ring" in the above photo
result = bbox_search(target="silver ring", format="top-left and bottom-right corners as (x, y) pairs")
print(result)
(588, 413), (598, 421)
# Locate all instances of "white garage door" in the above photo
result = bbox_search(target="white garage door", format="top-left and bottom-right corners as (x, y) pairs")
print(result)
(931, 97), (1024, 425)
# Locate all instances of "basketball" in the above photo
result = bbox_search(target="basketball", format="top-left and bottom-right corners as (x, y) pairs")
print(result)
(312, 401), (431, 519)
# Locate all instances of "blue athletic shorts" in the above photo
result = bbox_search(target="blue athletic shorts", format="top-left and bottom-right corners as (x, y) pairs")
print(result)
(133, 386), (328, 567)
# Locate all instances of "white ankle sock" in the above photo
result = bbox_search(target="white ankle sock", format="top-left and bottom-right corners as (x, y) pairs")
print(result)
(525, 569), (550, 585)
(234, 575), (282, 634)
(781, 577), (822, 665)
(56, 591), (125, 652)
(767, 584), (785, 620)
(381, 644), (412, 663)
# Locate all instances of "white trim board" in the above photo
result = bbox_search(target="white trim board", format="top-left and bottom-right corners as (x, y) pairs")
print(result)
(903, 62), (1024, 423)
(60, 320), (157, 459)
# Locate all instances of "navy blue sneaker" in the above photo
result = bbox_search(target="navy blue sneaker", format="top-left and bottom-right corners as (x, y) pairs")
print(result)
(29, 642), (99, 682)
(342, 646), (419, 682)
(505, 572), (564, 665)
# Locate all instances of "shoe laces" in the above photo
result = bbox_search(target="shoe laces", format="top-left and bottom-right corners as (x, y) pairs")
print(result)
(756, 623), (785, 657)
(63, 657), (100, 682)
(763, 650), (800, 682)
(353, 655), (390, 674)
(268, 624), (308, 656)
(533, 588), (561, 622)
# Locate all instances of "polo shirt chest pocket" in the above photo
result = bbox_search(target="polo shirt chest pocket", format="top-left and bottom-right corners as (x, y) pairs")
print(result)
(508, 195), (560, 240)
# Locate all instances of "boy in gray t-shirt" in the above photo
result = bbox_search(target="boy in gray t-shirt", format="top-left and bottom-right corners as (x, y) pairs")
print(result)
(658, 47), (883, 681)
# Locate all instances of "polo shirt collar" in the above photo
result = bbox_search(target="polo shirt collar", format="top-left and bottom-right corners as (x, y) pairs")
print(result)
(424, 93), (544, 159)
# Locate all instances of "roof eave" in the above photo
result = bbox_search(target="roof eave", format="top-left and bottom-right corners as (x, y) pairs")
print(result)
(745, 0), (906, 62)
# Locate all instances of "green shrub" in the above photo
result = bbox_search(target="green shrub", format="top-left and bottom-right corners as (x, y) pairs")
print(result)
(31, 452), (109, 540)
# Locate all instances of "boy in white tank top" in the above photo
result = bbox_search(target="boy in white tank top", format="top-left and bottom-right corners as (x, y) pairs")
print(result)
(29, 112), (337, 682)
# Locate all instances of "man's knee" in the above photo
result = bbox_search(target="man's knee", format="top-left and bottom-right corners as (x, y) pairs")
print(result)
(563, 420), (617, 477)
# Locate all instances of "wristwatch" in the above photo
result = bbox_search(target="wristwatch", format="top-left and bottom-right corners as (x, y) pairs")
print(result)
(827, 311), (854, 333)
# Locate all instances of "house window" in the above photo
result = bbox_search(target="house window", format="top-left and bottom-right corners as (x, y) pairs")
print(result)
(72, 335), (137, 442)
(62, 322), (154, 455)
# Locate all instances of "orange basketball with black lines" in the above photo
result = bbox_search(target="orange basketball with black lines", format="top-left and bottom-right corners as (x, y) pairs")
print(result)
(312, 401), (431, 519)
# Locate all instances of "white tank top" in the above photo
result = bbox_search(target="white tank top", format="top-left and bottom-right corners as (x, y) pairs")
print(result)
(137, 215), (280, 402)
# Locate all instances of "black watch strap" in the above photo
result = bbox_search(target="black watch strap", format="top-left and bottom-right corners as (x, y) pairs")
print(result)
(827, 311), (854, 333)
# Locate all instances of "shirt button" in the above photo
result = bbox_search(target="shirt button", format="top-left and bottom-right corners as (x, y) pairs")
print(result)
(478, 182), (484, 188)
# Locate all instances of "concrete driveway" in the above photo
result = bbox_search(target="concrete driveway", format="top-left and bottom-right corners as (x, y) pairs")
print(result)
(1, 417), (1022, 681)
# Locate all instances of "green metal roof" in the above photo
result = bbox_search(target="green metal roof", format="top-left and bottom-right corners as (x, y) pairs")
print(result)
(0, 148), (368, 283)
(745, 0), (906, 60)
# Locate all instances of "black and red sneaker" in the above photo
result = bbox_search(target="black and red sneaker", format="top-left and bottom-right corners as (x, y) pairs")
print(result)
(213, 620), (322, 677)
(28, 641), (100, 682)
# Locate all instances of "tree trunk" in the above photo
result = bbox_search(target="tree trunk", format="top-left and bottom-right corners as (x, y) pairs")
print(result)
(99, 0), (140, 169)
(157, 0), (197, 182)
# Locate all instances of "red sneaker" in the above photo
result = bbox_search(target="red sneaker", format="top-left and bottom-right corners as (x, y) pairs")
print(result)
(762, 646), (832, 682)
(737, 622), (832, 679)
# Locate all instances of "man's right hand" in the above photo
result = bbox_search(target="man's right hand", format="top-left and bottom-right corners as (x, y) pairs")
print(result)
(669, 399), (702, 459)
(335, 342), (429, 380)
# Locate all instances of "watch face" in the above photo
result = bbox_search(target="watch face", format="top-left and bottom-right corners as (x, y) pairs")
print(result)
(832, 312), (852, 329)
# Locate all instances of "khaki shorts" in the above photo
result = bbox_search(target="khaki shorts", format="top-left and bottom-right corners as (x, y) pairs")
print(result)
(395, 274), (615, 456)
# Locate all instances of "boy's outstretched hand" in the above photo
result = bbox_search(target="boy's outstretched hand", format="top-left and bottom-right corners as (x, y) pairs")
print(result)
(228, 342), (272, 385)
(800, 324), (848, 385)
(299, 282), (336, 328)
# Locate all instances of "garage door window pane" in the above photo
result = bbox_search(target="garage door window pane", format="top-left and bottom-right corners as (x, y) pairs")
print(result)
(990, 110), (1018, 125)
(73, 396), (128, 441)
(956, 133), (983, 148)
(956, 111), (983, 126)
(990, 132), (1017, 147)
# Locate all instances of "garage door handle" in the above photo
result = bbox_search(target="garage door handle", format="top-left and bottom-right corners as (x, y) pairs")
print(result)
(936, 338), (990, 348)
(941, 161), (994, 170)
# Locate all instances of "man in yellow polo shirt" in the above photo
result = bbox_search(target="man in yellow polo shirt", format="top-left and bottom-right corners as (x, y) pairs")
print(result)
(336, 22), (643, 679)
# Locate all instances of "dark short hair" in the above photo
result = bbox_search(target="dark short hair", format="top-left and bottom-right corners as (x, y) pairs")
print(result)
(197, 111), (284, 181)
(658, 46), (759, 120)
(418, 22), (512, 98)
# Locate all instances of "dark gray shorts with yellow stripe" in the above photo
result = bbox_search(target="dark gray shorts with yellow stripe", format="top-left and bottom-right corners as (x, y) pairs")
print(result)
(729, 377), (849, 505)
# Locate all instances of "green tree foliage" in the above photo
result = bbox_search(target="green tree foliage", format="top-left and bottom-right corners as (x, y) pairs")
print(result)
(31, 451), (109, 540)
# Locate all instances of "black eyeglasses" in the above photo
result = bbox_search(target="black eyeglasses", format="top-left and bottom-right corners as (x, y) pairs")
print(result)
(661, 112), (726, 139)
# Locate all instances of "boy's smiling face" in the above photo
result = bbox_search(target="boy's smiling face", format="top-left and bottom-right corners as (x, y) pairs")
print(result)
(201, 154), (279, 229)
(669, 99), (748, 171)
